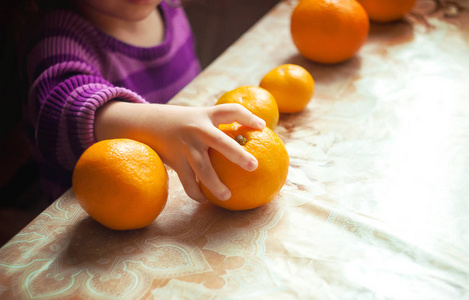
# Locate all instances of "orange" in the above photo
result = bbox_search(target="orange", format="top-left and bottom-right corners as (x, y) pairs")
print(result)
(290, 0), (369, 64)
(72, 138), (168, 230)
(357, 0), (416, 23)
(259, 64), (315, 113)
(200, 122), (289, 211)
(215, 86), (279, 129)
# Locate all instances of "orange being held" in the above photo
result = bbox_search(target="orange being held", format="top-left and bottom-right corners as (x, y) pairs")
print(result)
(260, 64), (314, 113)
(215, 86), (279, 129)
(357, 0), (416, 23)
(290, 0), (369, 64)
(200, 122), (289, 211)
(72, 138), (168, 230)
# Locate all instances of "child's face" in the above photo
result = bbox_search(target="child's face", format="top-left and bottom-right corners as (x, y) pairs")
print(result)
(79, 0), (164, 22)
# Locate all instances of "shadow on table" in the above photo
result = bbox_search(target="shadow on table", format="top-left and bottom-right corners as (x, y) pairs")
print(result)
(61, 217), (154, 269)
(281, 53), (363, 87)
(368, 18), (415, 46)
(61, 201), (276, 269)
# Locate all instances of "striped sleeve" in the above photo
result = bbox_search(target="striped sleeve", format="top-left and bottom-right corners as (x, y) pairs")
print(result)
(26, 32), (146, 171)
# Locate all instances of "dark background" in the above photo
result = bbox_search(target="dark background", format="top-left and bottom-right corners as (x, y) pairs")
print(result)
(0, 0), (281, 246)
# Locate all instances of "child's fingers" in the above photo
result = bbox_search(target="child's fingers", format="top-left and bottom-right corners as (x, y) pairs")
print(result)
(205, 128), (258, 172)
(174, 159), (207, 203)
(186, 146), (232, 201)
(209, 104), (266, 129)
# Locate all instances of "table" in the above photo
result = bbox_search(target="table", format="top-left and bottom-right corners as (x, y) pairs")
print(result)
(1, 0), (469, 298)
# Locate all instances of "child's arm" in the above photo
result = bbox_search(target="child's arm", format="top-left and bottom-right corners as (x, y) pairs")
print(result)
(95, 101), (266, 203)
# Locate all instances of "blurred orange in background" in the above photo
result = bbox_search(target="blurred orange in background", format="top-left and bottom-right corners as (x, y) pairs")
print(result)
(290, 0), (369, 64)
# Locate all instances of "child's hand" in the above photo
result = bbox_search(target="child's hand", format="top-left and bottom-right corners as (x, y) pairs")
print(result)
(95, 101), (266, 203)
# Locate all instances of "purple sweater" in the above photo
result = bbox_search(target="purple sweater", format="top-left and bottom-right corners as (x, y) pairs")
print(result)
(22, 3), (200, 200)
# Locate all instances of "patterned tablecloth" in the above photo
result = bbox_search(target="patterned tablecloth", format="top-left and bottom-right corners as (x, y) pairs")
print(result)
(1, 0), (469, 299)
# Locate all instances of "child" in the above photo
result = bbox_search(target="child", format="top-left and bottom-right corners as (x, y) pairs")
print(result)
(18, 0), (266, 203)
